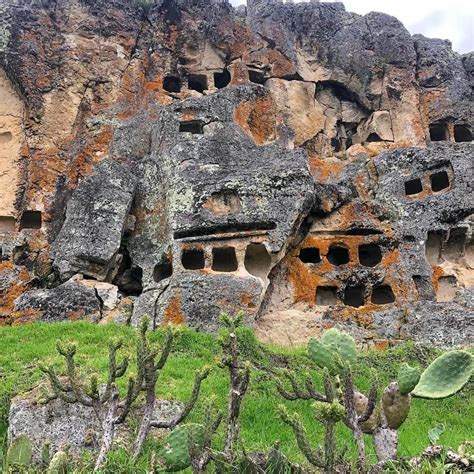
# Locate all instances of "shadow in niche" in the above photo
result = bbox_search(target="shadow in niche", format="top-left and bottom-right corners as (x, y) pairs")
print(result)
(214, 69), (231, 89)
(430, 170), (450, 192)
(343, 285), (365, 307)
(182, 248), (205, 270)
(454, 124), (472, 142)
(112, 244), (143, 296)
(212, 247), (238, 272)
(298, 247), (321, 264)
(19, 211), (42, 230)
(425, 231), (444, 264)
(404, 178), (423, 196)
(173, 221), (276, 239)
(163, 75), (181, 93)
(188, 74), (208, 93)
(153, 260), (172, 282)
(327, 245), (349, 266)
(365, 132), (381, 143)
(248, 69), (266, 84)
(316, 286), (338, 305)
(429, 122), (449, 141)
(371, 284), (395, 304)
(358, 243), (382, 267)
(179, 120), (204, 134)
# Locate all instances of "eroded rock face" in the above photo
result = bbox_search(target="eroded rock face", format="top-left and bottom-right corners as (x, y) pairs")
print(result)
(8, 387), (183, 462)
(0, 0), (472, 346)
(52, 160), (137, 281)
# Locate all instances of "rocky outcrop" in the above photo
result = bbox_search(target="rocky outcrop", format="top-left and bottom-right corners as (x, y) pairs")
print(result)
(52, 160), (137, 281)
(8, 386), (183, 462)
(0, 0), (472, 346)
(14, 277), (102, 323)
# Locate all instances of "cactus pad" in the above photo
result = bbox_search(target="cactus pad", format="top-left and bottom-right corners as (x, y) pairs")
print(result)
(321, 328), (357, 365)
(397, 363), (421, 395)
(308, 339), (338, 374)
(308, 328), (357, 374)
(412, 351), (473, 399)
(47, 450), (69, 474)
(382, 382), (411, 429)
(157, 423), (204, 471)
(354, 391), (380, 433)
(6, 434), (33, 468)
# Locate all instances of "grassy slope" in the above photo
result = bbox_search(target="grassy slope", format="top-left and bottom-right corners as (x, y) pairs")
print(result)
(0, 322), (472, 472)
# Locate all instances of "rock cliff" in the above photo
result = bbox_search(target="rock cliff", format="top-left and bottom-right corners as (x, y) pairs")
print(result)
(0, 0), (472, 346)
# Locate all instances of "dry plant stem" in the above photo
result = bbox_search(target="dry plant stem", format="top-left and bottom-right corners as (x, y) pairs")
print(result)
(342, 366), (367, 470)
(132, 327), (209, 461)
(94, 384), (119, 471)
(132, 331), (174, 460)
(189, 403), (223, 474)
(323, 371), (337, 471)
(359, 377), (378, 424)
(223, 330), (250, 463)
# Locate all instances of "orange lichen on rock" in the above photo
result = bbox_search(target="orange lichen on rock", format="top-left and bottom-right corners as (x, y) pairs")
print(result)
(0, 263), (34, 324)
(162, 292), (185, 325)
(234, 95), (278, 145)
(432, 265), (446, 292)
(310, 157), (345, 182)
(67, 126), (113, 187)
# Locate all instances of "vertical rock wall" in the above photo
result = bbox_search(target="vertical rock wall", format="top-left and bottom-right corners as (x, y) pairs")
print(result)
(0, 0), (472, 346)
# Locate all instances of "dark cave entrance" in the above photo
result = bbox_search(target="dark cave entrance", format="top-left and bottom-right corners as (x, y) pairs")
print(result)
(212, 247), (238, 272)
(371, 284), (395, 304)
(298, 247), (321, 264)
(182, 248), (205, 270)
(404, 178), (423, 196)
(315, 286), (338, 305)
(327, 245), (350, 266)
(343, 285), (365, 307)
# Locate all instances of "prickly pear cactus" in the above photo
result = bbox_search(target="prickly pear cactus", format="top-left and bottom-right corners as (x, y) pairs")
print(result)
(397, 363), (421, 395)
(382, 382), (411, 430)
(321, 328), (357, 365)
(47, 450), (69, 474)
(412, 351), (474, 399)
(6, 434), (33, 469)
(353, 391), (380, 433)
(308, 328), (357, 374)
(308, 339), (338, 374)
(157, 423), (205, 472)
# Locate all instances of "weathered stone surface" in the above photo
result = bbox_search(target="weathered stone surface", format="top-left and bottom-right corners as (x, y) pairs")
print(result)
(0, 0), (471, 345)
(52, 160), (137, 281)
(14, 278), (101, 323)
(8, 387), (184, 463)
(400, 289), (474, 346)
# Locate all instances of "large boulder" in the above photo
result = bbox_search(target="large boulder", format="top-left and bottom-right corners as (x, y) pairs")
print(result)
(14, 278), (101, 322)
(52, 160), (137, 281)
(8, 386), (183, 463)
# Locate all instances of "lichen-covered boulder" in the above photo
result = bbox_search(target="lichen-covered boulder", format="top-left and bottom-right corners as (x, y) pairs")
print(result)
(52, 160), (137, 281)
(8, 386), (184, 464)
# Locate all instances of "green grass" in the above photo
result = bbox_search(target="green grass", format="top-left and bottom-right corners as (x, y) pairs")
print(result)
(0, 322), (472, 472)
